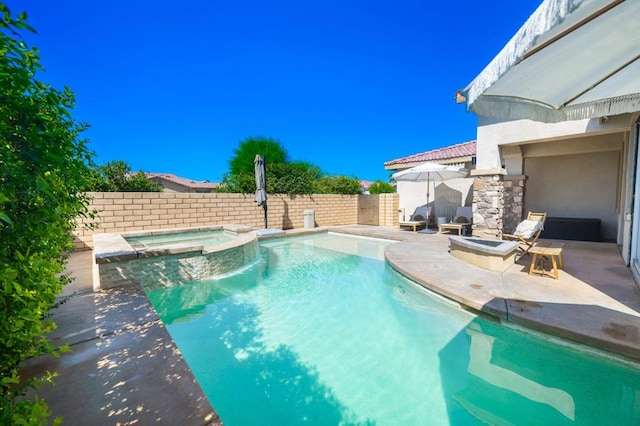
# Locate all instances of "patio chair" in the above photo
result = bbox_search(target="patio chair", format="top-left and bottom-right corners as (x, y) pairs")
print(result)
(503, 212), (547, 259)
(399, 206), (430, 232)
(439, 206), (472, 235)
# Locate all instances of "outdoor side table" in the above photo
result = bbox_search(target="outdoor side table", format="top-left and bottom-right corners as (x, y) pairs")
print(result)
(528, 242), (565, 279)
(438, 222), (470, 236)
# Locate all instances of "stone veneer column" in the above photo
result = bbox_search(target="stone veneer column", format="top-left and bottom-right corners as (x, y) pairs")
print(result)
(471, 170), (506, 239)
(502, 175), (527, 234)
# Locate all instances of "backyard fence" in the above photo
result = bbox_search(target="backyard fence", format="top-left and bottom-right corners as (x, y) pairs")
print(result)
(73, 192), (399, 249)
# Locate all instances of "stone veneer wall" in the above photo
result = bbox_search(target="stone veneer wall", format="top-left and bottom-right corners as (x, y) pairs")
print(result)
(503, 176), (527, 234)
(74, 192), (399, 249)
(471, 175), (505, 239)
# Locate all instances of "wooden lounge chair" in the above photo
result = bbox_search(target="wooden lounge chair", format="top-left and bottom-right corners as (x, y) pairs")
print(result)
(503, 212), (547, 259)
(399, 206), (430, 232)
(439, 206), (472, 235)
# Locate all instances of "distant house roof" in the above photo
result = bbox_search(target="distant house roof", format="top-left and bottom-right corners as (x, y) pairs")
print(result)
(384, 140), (476, 170)
(360, 180), (373, 190)
(146, 173), (219, 191)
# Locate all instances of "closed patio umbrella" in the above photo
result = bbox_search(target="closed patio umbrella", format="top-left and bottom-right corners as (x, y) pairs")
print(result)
(254, 154), (267, 229)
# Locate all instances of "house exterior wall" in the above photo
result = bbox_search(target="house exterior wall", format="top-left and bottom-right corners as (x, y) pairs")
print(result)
(149, 177), (215, 193)
(473, 114), (631, 243)
(73, 192), (399, 249)
(150, 178), (192, 193)
(397, 178), (473, 222)
(476, 115), (631, 170)
(524, 151), (620, 241)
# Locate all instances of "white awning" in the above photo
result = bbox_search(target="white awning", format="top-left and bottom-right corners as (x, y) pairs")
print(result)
(459, 0), (640, 122)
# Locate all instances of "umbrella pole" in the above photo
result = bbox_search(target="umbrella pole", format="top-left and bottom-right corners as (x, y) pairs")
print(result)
(263, 204), (268, 229)
(263, 155), (267, 229)
(427, 171), (430, 207)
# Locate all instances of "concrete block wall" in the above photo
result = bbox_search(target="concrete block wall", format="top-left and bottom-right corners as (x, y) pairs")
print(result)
(73, 192), (398, 249)
(378, 194), (399, 227)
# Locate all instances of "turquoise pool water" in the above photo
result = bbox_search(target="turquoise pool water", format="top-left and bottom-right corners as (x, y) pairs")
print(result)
(143, 233), (640, 425)
(125, 229), (236, 249)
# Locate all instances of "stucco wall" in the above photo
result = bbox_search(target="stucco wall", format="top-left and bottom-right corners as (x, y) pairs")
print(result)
(476, 115), (631, 169)
(524, 151), (620, 241)
(73, 192), (399, 249)
(397, 178), (473, 221)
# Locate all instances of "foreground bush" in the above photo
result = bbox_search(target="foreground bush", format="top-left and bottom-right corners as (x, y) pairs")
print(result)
(0, 4), (94, 423)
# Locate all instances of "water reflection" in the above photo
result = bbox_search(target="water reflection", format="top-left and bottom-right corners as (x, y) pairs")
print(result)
(440, 319), (640, 424)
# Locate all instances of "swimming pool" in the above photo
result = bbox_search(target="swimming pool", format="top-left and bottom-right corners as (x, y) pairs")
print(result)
(143, 233), (640, 425)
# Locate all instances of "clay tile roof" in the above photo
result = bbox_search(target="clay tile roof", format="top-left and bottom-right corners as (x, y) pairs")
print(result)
(146, 173), (219, 190)
(360, 180), (373, 189)
(384, 140), (476, 167)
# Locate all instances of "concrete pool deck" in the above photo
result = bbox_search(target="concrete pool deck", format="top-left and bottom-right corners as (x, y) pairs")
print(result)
(22, 225), (640, 424)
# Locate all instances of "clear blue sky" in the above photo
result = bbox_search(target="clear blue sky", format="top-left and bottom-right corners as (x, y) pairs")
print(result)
(12, 0), (540, 183)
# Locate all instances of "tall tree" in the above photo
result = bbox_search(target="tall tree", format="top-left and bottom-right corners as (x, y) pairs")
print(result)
(0, 4), (95, 423)
(228, 136), (288, 176)
(220, 135), (362, 195)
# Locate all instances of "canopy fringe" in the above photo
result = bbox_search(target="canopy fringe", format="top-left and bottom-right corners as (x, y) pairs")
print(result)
(565, 94), (640, 120)
(471, 93), (640, 122)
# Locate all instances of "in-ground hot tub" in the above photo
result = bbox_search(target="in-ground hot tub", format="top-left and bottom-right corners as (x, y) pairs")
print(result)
(124, 228), (238, 250)
(449, 236), (520, 272)
(92, 225), (259, 290)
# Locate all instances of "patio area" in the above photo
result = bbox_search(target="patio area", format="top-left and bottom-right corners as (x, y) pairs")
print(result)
(22, 225), (640, 424)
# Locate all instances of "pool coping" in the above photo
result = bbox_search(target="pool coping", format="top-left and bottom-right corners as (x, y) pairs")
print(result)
(93, 224), (255, 263)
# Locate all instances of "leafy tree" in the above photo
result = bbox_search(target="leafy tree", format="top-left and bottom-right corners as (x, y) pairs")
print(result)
(222, 135), (364, 195)
(220, 136), (322, 194)
(218, 162), (317, 195)
(268, 162), (316, 195)
(217, 171), (255, 193)
(288, 160), (322, 181)
(85, 160), (161, 192)
(313, 175), (363, 195)
(368, 180), (396, 194)
(228, 136), (288, 176)
(0, 4), (95, 423)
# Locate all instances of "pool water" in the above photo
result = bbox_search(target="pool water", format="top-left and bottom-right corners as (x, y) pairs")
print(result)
(143, 233), (640, 425)
(125, 229), (236, 249)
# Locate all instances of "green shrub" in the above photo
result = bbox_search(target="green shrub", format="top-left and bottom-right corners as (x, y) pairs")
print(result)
(313, 175), (363, 195)
(84, 160), (162, 192)
(368, 180), (396, 194)
(0, 4), (94, 423)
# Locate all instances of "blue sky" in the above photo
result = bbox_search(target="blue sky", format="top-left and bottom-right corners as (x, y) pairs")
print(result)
(12, 0), (540, 183)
